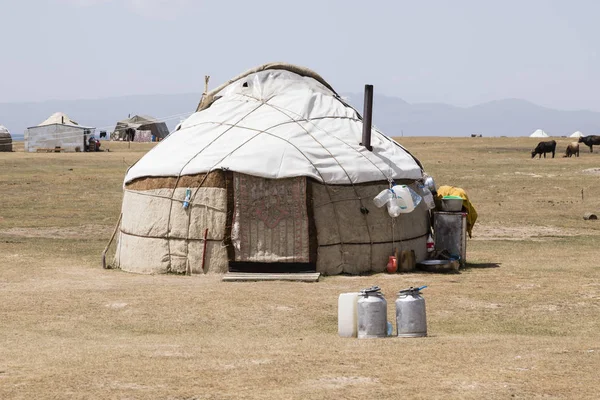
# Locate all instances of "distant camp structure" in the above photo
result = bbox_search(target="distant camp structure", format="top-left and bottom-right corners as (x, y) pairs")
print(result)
(570, 131), (584, 138)
(111, 115), (169, 142)
(25, 112), (95, 152)
(111, 63), (431, 276)
(529, 129), (549, 138)
(0, 125), (12, 152)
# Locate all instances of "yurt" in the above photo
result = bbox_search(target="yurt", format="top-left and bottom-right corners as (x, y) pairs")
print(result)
(570, 131), (584, 138)
(0, 125), (12, 152)
(113, 63), (432, 275)
(25, 112), (95, 152)
(111, 115), (170, 142)
(530, 129), (549, 138)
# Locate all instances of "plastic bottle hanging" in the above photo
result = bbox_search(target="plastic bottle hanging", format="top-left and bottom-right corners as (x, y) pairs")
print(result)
(183, 188), (192, 209)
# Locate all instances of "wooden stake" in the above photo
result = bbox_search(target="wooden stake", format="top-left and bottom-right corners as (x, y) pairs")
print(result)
(202, 228), (209, 273)
(102, 213), (122, 269)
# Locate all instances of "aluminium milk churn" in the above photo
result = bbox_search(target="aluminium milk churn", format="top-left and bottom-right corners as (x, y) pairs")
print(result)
(395, 286), (427, 338)
(357, 286), (388, 339)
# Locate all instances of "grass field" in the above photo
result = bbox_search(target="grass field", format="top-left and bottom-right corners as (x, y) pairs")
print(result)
(1, 138), (599, 399)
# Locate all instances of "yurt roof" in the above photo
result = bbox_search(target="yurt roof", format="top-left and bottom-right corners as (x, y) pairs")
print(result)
(530, 129), (549, 137)
(124, 63), (424, 185)
(114, 115), (169, 137)
(0, 125), (9, 134)
(38, 112), (79, 127)
(117, 115), (161, 126)
(570, 131), (584, 138)
(112, 115), (170, 141)
(33, 112), (94, 129)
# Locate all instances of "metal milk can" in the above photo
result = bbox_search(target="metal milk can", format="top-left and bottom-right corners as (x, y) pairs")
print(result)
(395, 286), (427, 337)
(357, 286), (387, 339)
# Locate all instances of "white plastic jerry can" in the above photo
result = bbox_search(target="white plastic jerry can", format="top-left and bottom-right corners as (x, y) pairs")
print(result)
(338, 292), (360, 337)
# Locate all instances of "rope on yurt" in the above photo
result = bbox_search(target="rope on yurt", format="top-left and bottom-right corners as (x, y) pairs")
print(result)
(176, 117), (353, 272)
(127, 84), (420, 274)
(183, 92), (405, 273)
(124, 103), (398, 204)
(263, 105), (394, 178)
(180, 129), (323, 268)
(391, 216), (396, 255)
(257, 99), (379, 272)
(195, 63), (339, 112)
(123, 113), (379, 202)
(168, 95), (364, 273)
(259, 98), (412, 271)
(164, 102), (269, 272)
(387, 177), (404, 259)
(117, 229), (223, 242)
(267, 95), (416, 267)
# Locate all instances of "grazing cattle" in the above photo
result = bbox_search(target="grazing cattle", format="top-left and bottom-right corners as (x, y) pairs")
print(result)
(578, 135), (600, 152)
(531, 140), (556, 159)
(564, 142), (580, 158)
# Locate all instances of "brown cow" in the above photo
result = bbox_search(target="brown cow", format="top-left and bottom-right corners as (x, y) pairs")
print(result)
(564, 142), (579, 158)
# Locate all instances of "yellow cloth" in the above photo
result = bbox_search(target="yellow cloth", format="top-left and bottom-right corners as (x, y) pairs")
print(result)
(436, 186), (478, 238)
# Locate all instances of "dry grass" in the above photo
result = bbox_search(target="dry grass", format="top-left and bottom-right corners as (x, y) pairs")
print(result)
(1, 138), (599, 399)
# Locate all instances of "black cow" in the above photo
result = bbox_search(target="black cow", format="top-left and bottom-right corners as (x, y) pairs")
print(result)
(578, 135), (600, 153)
(531, 140), (556, 159)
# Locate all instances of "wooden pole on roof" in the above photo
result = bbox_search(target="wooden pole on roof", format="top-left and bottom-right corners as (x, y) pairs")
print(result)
(204, 76), (210, 95)
(195, 76), (211, 112)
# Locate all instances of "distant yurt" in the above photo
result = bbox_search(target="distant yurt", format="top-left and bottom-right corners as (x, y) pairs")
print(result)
(25, 112), (95, 152)
(0, 125), (12, 152)
(114, 63), (431, 275)
(570, 131), (584, 138)
(111, 115), (169, 142)
(530, 129), (549, 138)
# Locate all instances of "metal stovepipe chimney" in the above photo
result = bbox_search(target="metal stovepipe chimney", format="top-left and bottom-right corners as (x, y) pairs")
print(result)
(361, 84), (374, 151)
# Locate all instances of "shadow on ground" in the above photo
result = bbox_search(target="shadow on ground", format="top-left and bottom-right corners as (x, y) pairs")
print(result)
(464, 262), (501, 269)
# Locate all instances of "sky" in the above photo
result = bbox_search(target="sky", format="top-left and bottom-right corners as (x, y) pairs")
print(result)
(1, 0), (599, 111)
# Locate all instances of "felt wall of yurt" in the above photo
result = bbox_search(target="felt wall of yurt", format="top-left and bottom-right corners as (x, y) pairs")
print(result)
(0, 126), (12, 152)
(311, 180), (429, 275)
(117, 171), (229, 274)
(115, 174), (430, 275)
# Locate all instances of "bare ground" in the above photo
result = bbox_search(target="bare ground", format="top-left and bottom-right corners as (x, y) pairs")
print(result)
(1, 139), (599, 399)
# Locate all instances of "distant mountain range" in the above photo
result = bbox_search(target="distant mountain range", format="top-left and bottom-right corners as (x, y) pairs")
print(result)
(342, 93), (600, 137)
(2, 93), (599, 140)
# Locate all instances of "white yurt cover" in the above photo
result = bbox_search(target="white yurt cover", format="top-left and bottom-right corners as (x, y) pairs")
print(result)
(124, 69), (423, 185)
(38, 112), (79, 127)
(530, 129), (549, 138)
(0, 125), (9, 134)
(570, 131), (584, 138)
